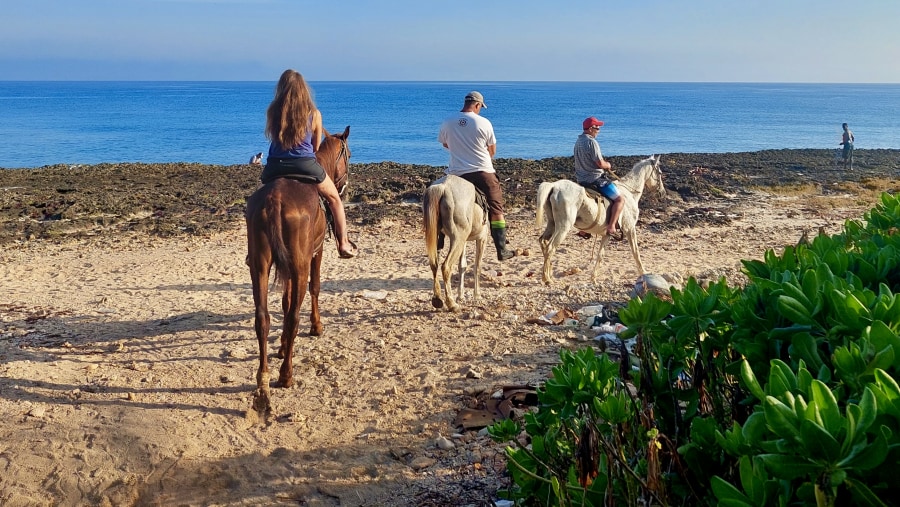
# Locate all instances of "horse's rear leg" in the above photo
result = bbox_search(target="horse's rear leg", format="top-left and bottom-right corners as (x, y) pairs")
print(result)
(441, 238), (466, 312)
(308, 251), (323, 336)
(277, 264), (309, 389)
(430, 237), (445, 309)
(249, 240), (273, 417)
(590, 236), (613, 283)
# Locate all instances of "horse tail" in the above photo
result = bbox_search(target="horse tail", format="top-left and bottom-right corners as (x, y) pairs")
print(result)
(535, 181), (554, 229)
(423, 184), (442, 267)
(265, 193), (294, 284)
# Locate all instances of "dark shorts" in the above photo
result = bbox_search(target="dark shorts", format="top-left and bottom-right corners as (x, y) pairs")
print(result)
(458, 171), (505, 218)
(842, 143), (854, 159)
(260, 157), (326, 185)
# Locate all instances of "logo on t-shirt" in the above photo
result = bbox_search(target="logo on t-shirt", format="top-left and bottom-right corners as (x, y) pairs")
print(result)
(458, 119), (468, 127)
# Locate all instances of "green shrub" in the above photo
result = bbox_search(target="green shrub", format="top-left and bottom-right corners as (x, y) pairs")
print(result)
(491, 193), (900, 506)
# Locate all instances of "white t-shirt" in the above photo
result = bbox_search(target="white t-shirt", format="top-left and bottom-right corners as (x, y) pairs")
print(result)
(438, 112), (496, 175)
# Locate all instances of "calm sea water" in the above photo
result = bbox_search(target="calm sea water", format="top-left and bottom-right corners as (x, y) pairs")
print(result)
(1, 81), (898, 169)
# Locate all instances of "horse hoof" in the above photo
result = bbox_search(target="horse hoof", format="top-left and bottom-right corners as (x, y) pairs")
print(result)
(309, 324), (323, 336)
(252, 388), (273, 416)
(431, 296), (444, 309)
(276, 376), (294, 389)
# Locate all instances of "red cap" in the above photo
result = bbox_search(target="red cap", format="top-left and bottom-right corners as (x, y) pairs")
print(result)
(583, 117), (604, 130)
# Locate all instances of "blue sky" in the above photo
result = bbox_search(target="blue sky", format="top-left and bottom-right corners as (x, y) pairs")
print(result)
(1, 0), (897, 82)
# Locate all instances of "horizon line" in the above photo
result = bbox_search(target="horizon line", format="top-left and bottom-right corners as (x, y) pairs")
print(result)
(2, 79), (899, 85)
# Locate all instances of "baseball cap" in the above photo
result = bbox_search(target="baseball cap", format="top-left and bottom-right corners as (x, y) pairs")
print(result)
(583, 117), (604, 129)
(465, 91), (487, 108)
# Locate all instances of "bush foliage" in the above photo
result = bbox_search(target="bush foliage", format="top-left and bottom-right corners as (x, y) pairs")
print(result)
(490, 192), (900, 506)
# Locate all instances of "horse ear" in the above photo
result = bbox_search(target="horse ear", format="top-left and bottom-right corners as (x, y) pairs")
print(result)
(342, 125), (350, 140)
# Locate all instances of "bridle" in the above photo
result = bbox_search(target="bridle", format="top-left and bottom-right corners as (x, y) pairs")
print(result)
(615, 159), (663, 196)
(330, 137), (351, 196)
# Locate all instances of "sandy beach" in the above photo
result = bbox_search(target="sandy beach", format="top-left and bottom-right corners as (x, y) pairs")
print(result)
(2, 150), (899, 505)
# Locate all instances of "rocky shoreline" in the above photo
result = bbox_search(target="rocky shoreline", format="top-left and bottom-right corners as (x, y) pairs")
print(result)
(1, 149), (898, 246)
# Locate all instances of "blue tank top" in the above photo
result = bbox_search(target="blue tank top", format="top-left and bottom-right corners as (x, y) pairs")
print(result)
(268, 129), (314, 159)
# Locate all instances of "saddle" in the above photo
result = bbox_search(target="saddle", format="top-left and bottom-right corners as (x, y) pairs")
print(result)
(473, 187), (489, 218)
(580, 184), (623, 241)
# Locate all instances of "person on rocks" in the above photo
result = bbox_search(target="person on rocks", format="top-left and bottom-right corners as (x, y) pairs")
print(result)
(840, 122), (855, 170)
(260, 69), (357, 258)
(574, 116), (624, 238)
(438, 91), (515, 261)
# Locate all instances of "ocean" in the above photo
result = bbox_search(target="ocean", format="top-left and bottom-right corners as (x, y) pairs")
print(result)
(1, 81), (898, 169)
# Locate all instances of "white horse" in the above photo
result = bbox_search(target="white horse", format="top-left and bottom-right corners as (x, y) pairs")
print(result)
(423, 175), (489, 311)
(536, 155), (666, 285)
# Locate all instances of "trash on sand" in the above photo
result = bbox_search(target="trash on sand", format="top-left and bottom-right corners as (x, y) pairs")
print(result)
(526, 307), (576, 325)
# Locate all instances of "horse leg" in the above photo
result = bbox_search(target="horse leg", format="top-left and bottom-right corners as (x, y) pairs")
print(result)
(276, 281), (291, 359)
(627, 232), (647, 275)
(308, 250), (323, 336)
(473, 236), (485, 301)
(456, 242), (468, 304)
(442, 235), (466, 312)
(429, 229), (444, 309)
(248, 233), (273, 417)
(277, 264), (307, 389)
(541, 203), (577, 286)
(590, 235), (612, 283)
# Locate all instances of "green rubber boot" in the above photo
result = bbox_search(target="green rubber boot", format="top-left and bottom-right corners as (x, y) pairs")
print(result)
(490, 225), (515, 261)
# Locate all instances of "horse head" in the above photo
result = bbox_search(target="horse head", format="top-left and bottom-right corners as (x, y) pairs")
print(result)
(317, 126), (351, 195)
(644, 154), (666, 200)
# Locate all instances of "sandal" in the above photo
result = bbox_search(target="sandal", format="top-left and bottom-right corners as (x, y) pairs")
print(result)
(338, 240), (358, 259)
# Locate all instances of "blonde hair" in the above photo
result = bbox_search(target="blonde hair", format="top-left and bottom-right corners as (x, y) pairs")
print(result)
(265, 69), (317, 150)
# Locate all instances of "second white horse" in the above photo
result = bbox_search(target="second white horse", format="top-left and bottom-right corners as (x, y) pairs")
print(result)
(536, 155), (666, 285)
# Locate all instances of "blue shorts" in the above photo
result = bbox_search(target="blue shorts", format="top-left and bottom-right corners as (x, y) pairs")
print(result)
(585, 180), (621, 200)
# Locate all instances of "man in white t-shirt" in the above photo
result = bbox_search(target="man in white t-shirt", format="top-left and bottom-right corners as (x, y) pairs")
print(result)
(438, 91), (515, 261)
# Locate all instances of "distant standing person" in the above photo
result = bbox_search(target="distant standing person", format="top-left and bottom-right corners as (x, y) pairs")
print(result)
(261, 69), (357, 258)
(840, 122), (855, 170)
(574, 117), (624, 238)
(438, 91), (515, 261)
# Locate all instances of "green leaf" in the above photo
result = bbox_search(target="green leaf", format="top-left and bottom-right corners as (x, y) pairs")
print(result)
(741, 359), (766, 401)
(777, 295), (817, 327)
(838, 433), (889, 471)
(810, 379), (842, 435)
(764, 396), (802, 444)
(790, 332), (826, 372)
(855, 387), (878, 436)
(844, 477), (892, 507)
(758, 454), (820, 480)
(711, 476), (755, 506)
(798, 419), (842, 462)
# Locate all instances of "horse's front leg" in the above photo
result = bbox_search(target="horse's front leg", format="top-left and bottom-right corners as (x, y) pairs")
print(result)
(473, 236), (485, 300)
(627, 231), (646, 275)
(456, 242), (468, 303)
(308, 250), (323, 336)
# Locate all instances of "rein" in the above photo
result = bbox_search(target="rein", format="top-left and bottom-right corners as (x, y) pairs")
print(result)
(328, 138), (350, 195)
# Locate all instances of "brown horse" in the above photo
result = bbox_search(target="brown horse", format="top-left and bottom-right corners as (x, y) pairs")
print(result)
(245, 126), (351, 417)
